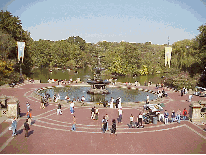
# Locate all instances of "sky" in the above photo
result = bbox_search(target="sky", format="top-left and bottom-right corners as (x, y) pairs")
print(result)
(0, 0), (206, 44)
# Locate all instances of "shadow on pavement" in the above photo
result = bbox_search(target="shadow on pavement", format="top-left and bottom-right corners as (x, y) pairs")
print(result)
(31, 120), (36, 125)
(28, 130), (34, 137)
(20, 113), (26, 117)
(17, 129), (23, 135)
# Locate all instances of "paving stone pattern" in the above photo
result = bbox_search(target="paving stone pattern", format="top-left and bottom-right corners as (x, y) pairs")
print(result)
(0, 83), (206, 153)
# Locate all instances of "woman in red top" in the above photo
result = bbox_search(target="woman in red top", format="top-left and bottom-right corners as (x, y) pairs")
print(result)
(182, 108), (188, 121)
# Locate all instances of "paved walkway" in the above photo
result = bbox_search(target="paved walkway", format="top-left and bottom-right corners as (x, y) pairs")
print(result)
(0, 82), (206, 153)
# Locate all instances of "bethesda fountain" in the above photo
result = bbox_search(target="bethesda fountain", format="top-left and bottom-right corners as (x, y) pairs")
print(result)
(87, 56), (110, 94)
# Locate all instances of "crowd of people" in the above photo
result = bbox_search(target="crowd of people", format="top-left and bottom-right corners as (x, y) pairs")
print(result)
(8, 81), (205, 139)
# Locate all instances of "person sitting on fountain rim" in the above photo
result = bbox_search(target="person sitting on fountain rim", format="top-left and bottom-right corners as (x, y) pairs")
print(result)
(81, 96), (85, 106)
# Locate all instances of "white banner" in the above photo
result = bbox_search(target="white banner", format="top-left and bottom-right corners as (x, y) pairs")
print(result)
(165, 47), (172, 68)
(17, 42), (25, 63)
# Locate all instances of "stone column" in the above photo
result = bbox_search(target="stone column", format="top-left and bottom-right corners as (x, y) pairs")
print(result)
(7, 97), (20, 118)
(0, 95), (7, 108)
(189, 102), (201, 122)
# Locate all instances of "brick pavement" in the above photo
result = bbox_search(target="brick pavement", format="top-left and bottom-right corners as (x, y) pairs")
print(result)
(0, 83), (206, 153)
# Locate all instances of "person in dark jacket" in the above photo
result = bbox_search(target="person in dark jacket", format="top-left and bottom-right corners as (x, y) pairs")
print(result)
(102, 116), (107, 133)
(24, 119), (30, 137)
(110, 119), (117, 135)
(171, 110), (175, 123)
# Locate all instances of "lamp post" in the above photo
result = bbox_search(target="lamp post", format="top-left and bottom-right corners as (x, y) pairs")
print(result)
(20, 30), (22, 78)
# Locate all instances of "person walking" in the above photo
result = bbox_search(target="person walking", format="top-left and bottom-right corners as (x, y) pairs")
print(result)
(105, 114), (109, 131)
(171, 110), (175, 123)
(110, 119), (117, 135)
(26, 101), (30, 112)
(70, 101), (74, 114)
(176, 109), (181, 123)
(11, 117), (17, 137)
(95, 107), (99, 120)
(102, 116), (107, 133)
(118, 108), (123, 123)
(57, 103), (62, 115)
(26, 111), (32, 126)
(182, 108), (188, 121)
(71, 115), (76, 131)
(24, 119), (30, 137)
(164, 110), (169, 124)
(189, 94), (193, 102)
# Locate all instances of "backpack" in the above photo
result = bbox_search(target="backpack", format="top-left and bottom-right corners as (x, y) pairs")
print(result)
(27, 113), (30, 118)
(184, 111), (187, 115)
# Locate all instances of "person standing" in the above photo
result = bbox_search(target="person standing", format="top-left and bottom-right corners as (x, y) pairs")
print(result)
(53, 94), (57, 102)
(91, 106), (95, 120)
(176, 109), (181, 123)
(118, 108), (123, 123)
(110, 119), (117, 135)
(26, 111), (32, 126)
(116, 97), (119, 108)
(57, 103), (62, 115)
(95, 107), (99, 120)
(40, 97), (45, 109)
(105, 114), (109, 131)
(24, 119), (30, 137)
(110, 97), (114, 108)
(11, 117), (17, 137)
(171, 110), (175, 123)
(189, 94), (193, 102)
(55, 93), (60, 102)
(164, 110), (169, 124)
(138, 112), (143, 126)
(70, 101), (74, 114)
(146, 95), (149, 104)
(182, 108), (188, 121)
(118, 97), (122, 108)
(71, 115), (76, 131)
(102, 116), (107, 133)
(181, 89), (183, 97)
(129, 114), (134, 128)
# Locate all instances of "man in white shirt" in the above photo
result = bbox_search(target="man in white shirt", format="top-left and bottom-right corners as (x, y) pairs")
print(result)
(118, 108), (123, 123)
(129, 114), (134, 128)
(70, 101), (74, 114)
